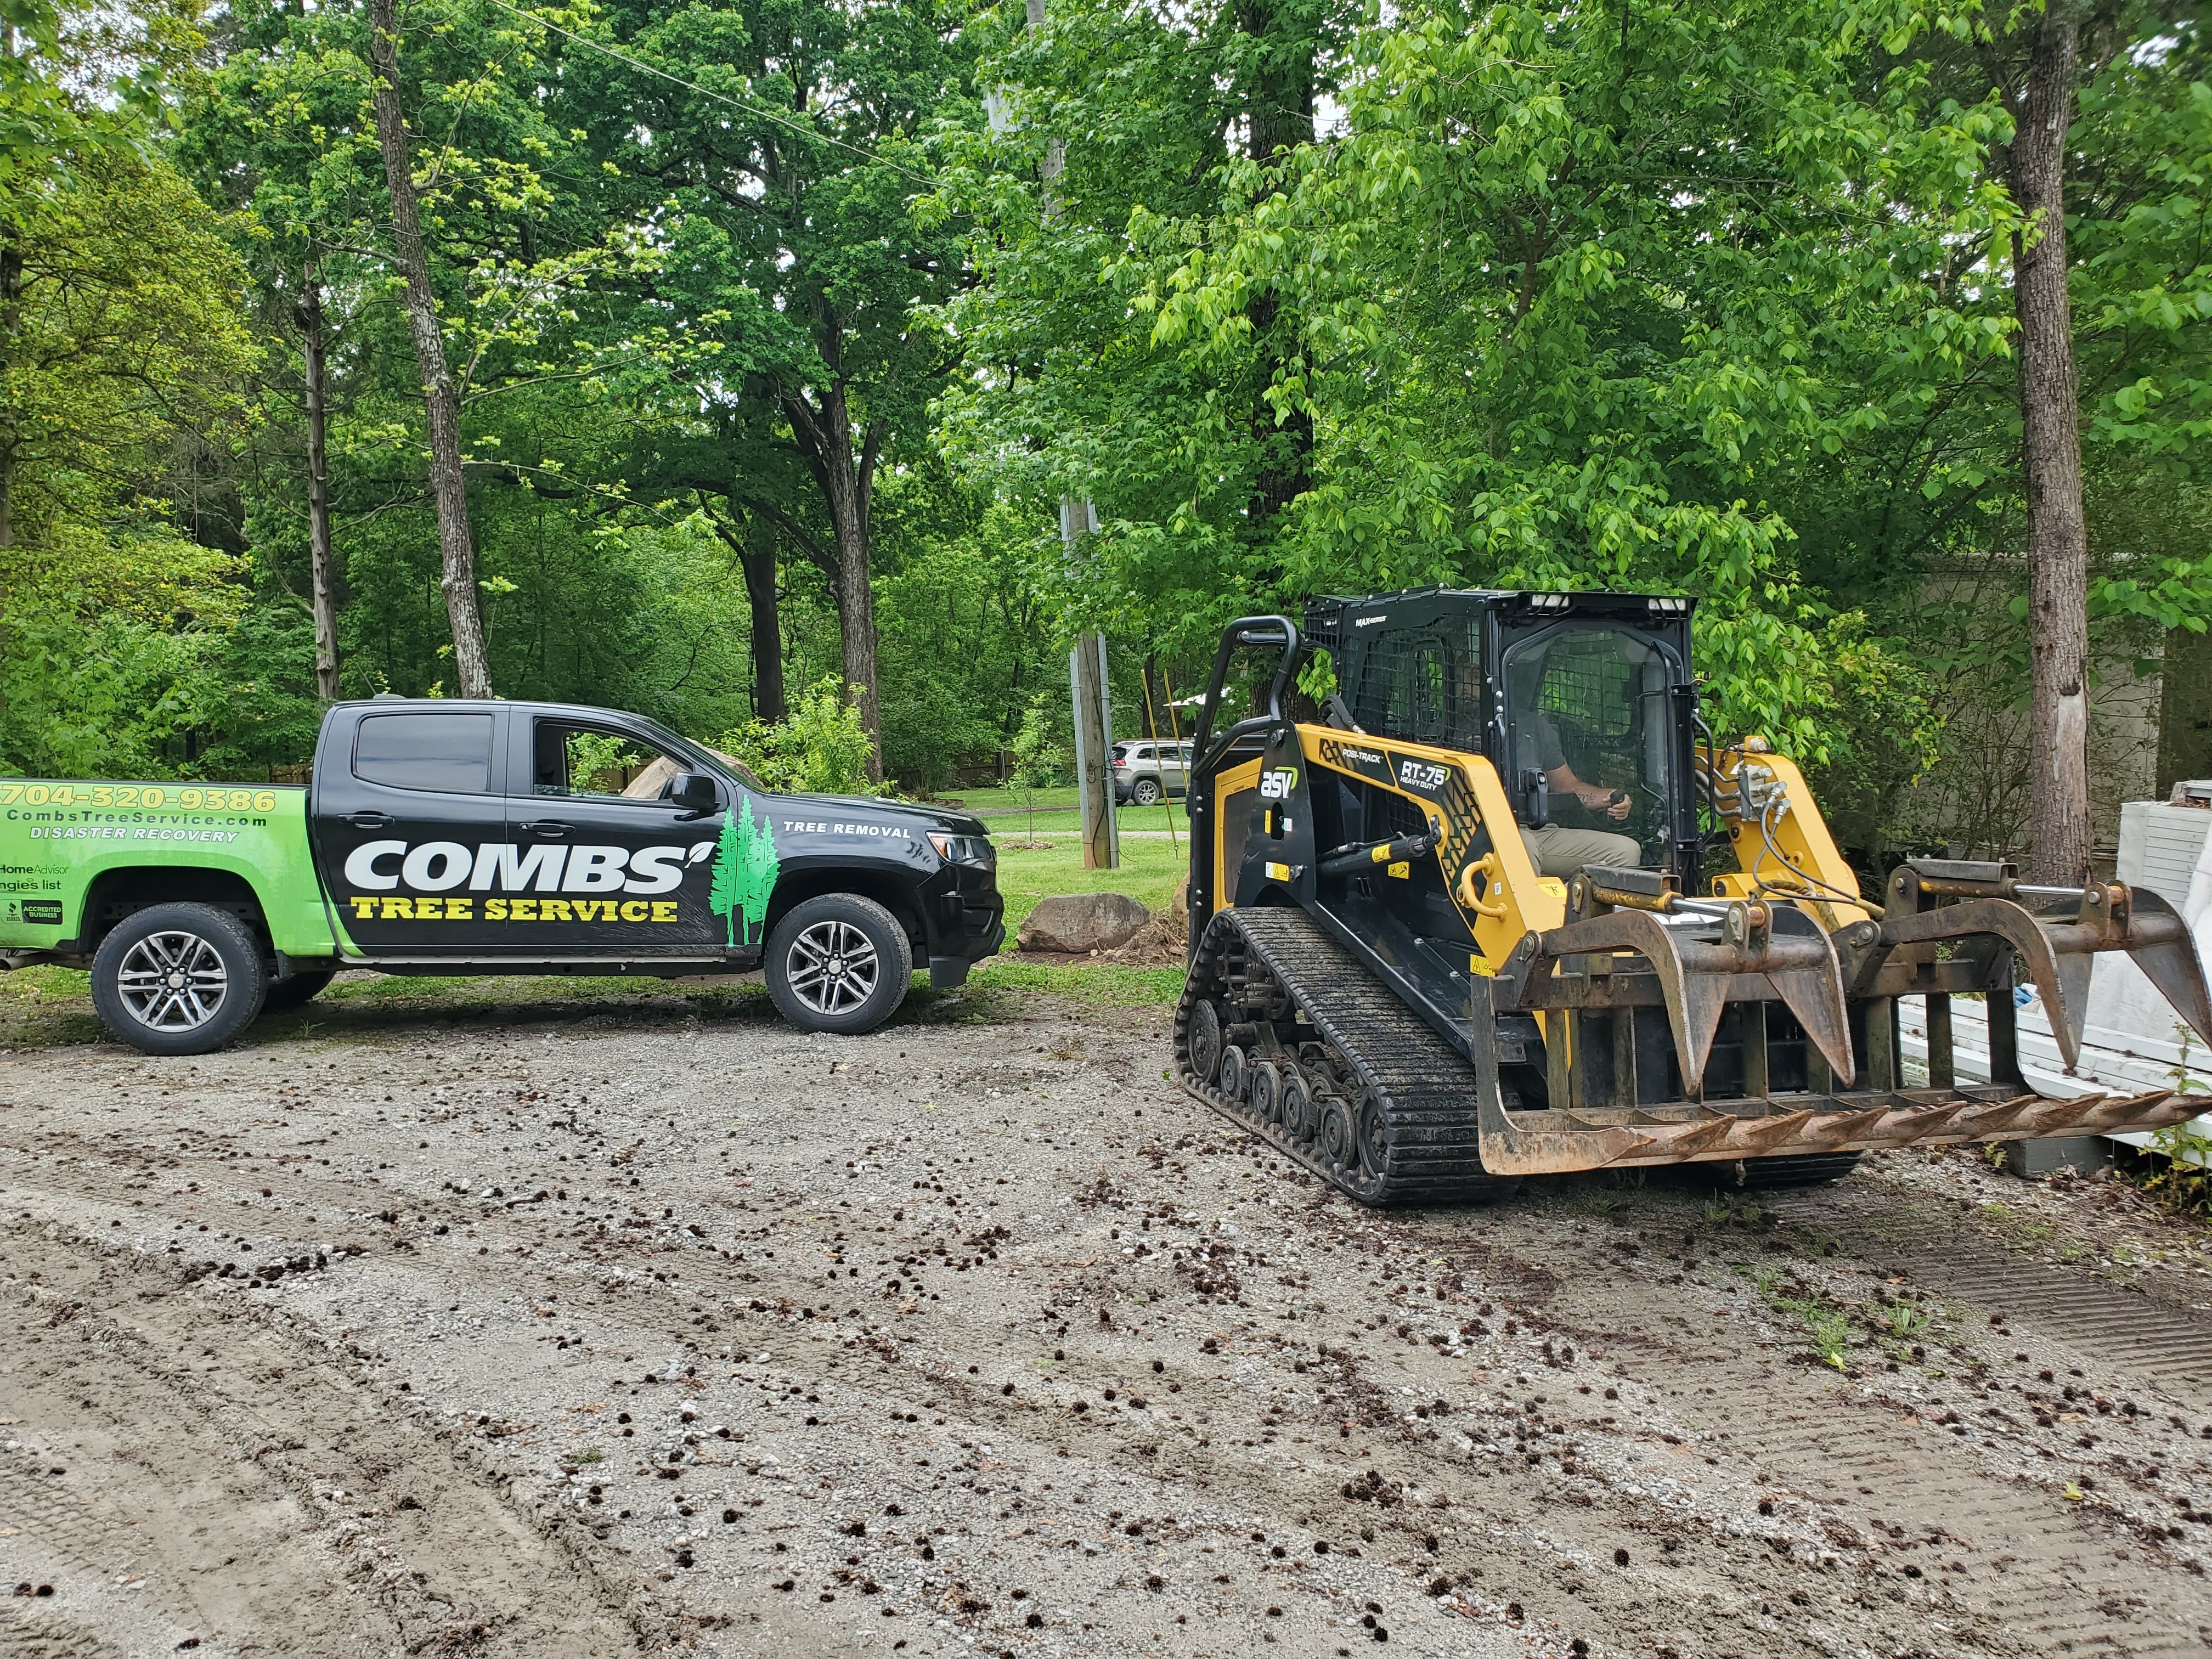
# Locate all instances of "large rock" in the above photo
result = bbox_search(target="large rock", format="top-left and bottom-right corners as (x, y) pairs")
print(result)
(1018, 891), (1152, 954)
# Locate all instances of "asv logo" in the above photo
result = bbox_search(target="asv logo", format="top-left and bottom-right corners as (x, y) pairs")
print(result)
(1398, 759), (1449, 792)
(1258, 768), (1299, 800)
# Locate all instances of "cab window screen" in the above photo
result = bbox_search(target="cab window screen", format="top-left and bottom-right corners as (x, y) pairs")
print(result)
(354, 713), (493, 793)
(1348, 626), (1480, 750)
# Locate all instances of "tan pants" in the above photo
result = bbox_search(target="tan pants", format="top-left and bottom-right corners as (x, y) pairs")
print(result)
(1520, 823), (1641, 879)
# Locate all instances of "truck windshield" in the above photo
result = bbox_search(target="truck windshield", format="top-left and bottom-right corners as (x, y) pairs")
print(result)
(1500, 623), (1681, 864)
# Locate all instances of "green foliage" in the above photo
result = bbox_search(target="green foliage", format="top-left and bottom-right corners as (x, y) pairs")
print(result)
(1007, 693), (1069, 844)
(721, 678), (881, 797)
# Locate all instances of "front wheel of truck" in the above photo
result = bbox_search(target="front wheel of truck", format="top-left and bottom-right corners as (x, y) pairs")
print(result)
(765, 893), (913, 1035)
(90, 902), (268, 1057)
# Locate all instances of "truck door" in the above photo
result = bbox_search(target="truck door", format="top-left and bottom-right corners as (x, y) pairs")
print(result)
(497, 713), (727, 955)
(314, 706), (509, 956)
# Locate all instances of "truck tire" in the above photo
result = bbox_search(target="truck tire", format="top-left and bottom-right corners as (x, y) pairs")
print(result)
(90, 902), (267, 1057)
(765, 893), (913, 1035)
(1132, 776), (1164, 806)
(263, 967), (337, 1013)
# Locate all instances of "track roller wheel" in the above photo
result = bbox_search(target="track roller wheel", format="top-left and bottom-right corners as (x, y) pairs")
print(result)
(1356, 1096), (1391, 1179)
(1171, 906), (1515, 1205)
(1218, 1045), (1250, 1101)
(1280, 1073), (1316, 1143)
(1188, 1000), (1223, 1087)
(1249, 1060), (1283, 1125)
(1316, 1095), (1356, 1169)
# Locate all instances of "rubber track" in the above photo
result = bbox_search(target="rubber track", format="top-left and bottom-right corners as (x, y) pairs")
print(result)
(1173, 907), (1512, 1205)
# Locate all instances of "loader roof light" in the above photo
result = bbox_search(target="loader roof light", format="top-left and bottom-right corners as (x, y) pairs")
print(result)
(1526, 592), (1572, 612)
(1645, 596), (1690, 616)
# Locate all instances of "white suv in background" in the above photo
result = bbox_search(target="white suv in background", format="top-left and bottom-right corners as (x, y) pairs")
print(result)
(1111, 740), (1193, 805)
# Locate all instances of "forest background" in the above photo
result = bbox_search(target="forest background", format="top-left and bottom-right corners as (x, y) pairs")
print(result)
(5, 0), (2211, 872)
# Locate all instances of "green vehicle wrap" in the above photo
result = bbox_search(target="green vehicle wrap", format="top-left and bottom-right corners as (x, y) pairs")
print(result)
(0, 780), (349, 957)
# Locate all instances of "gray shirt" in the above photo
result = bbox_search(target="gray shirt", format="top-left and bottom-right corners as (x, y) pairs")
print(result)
(1522, 708), (1567, 774)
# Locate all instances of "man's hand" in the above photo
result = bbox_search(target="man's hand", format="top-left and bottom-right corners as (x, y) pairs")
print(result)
(1579, 785), (1632, 821)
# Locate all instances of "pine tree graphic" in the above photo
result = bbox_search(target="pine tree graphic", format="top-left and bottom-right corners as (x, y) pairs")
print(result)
(736, 803), (778, 946)
(708, 799), (781, 948)
(708, 805), (744, 947)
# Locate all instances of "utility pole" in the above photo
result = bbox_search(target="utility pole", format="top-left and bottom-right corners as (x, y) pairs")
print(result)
(297, 259), (340, 701)
(1022, 0), (1118, 868)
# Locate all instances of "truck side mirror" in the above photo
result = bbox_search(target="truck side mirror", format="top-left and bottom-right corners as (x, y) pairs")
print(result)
(667, 771), (720, 817)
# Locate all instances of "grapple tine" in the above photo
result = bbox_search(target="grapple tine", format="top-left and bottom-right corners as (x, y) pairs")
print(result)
(2119, 889), (2212, 1049)
(1767, 966), (1856, 1090)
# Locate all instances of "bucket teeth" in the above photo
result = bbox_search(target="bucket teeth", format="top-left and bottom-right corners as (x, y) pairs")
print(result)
(2074, 1090), (2182, 1136)
(1949, 1096), (2041, 1138)
(1725, 1110), (1816, 1154)
(1860, 1102), (1968, 1147)
(1632, 1115), (1739, 1159)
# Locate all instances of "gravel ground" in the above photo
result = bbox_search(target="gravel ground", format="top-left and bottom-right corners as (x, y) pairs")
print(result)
(7, 978), (2212, 1658)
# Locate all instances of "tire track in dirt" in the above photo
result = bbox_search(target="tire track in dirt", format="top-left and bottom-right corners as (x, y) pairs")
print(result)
(1767, 1185), (2212, 1400)
(13, 998), (2212, 1656)
(0, 1218), (651, 1657)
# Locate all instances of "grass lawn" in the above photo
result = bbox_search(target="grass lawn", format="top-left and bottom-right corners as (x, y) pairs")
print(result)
(991, 833), (1189, 935)
(940, 782), (1192, 834)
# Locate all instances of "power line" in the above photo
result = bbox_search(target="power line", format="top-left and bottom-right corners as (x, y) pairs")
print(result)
(475, 0), (941, 189)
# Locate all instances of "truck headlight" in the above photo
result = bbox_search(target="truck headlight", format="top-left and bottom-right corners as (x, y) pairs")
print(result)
(928, 832), (995, 870)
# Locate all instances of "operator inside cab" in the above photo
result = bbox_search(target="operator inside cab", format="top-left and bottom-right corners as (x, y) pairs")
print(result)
(1498, 631), (1651, 880)
(1515, 704), (1640, 878)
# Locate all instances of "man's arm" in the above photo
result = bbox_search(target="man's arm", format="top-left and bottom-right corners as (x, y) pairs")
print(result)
(1545, 761), (1633, 821)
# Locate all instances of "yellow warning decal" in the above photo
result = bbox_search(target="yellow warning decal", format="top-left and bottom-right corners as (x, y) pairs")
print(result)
(1386, 860), (1410, 879)
(1265, 861), (1292, 881)
(1539, 878), (1567, 901)
(1468, 953), (1495, 976)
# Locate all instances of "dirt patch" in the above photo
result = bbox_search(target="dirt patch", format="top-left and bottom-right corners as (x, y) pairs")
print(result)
(5, 984), (2212, 1655)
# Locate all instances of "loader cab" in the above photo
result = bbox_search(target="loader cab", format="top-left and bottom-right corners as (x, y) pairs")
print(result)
(1314, 589), (1701, 881)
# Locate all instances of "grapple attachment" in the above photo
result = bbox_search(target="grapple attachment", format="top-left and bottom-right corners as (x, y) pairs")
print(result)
(1836, 859), (2212, 1074)
(1475, 859), (2212, 1178)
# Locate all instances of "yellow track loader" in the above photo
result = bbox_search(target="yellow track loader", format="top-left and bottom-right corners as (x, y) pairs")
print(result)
(1171, 591), (2212, 1202)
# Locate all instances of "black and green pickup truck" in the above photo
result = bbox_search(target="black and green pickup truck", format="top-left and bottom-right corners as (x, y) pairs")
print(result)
(0, 697), (1003, 1054)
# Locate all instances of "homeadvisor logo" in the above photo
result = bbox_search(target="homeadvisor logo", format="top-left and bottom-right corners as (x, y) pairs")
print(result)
(343, 839), (716, 896)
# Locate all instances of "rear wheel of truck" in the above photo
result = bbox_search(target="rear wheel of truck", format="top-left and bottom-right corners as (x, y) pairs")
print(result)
(1132, 777), (1164, 806)
(765, 894), (913, 1035)
(262, 968), (337, 1013)
(90, 902), (267, 1057)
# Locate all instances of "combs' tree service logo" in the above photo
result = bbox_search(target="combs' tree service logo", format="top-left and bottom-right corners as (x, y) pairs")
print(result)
(708, 798), (780, 946)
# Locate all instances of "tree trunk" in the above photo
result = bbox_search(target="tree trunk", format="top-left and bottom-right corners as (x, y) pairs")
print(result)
(740, 510), (787, 724)
(368, 0), (493, 699)
(1237, 0), (1316, 542)
(2007, 3), (2090, 884)
(296, 263), (340, 700)
(0, 234), (21, 551)
(783, 385), (884, 781)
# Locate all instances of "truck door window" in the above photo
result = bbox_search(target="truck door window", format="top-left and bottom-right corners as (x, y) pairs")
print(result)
(533, 721), (684, 803)
(354, 712), (494, 793)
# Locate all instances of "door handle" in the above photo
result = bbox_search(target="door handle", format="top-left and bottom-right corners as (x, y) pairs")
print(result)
(520, 820), (573, 837)
(346, 811), (394, 829)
